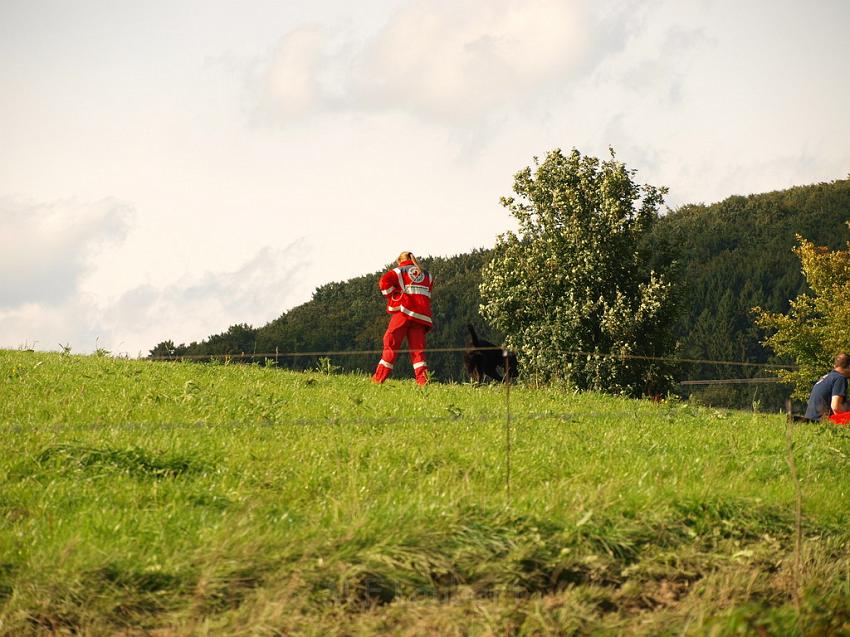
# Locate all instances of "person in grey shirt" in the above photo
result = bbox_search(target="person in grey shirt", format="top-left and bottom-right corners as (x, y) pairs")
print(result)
(804, 353), (850, 421)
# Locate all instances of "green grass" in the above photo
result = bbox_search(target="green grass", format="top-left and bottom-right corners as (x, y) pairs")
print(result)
(2, 349), (850, 635)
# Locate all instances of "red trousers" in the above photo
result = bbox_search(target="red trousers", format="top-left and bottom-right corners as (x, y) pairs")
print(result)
(372, 313), (429, 384)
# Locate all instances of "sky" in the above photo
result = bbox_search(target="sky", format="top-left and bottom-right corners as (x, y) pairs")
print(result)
(1, 0), (849, 355)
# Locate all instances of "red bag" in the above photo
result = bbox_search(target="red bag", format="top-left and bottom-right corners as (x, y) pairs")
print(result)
(829, 412), (850, 426)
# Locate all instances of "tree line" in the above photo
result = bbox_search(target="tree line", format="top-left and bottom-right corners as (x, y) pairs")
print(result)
(150, 161), (850, 409)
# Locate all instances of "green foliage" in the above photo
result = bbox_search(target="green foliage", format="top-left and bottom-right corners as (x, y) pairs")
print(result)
(479, 148), (678, 396)
(754, 228), (850, 399)
(149, 339), (187, 358)
(315, 356), (341, 376)
(2, 350), (850, 634)
(149, 324), (256, 361)
(652, 178), (850, 409)
(148, 177), (850, 409)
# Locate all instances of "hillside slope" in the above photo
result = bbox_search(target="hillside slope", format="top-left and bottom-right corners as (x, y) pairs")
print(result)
(151, 179), (850, 394)
(3, 350), (850, 635)
(656, 179), (850, 407)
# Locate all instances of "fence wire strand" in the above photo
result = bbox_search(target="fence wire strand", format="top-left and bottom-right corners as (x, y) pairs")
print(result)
(146, 345), (796, 374)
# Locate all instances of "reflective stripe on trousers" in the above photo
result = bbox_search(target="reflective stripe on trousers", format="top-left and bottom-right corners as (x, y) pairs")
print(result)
(372, 313), (428, 384)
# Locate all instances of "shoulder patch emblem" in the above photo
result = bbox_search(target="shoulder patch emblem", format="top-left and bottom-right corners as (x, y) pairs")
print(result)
(407, 266), (425, 283)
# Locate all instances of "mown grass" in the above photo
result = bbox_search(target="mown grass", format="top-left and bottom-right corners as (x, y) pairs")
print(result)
(1, 349), (850, 635)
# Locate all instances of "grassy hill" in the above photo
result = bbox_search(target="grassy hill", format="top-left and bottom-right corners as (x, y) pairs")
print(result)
(2, 350), (850, 635)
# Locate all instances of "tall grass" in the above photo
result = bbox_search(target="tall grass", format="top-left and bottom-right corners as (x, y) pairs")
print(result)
(1, 350), (849, 635)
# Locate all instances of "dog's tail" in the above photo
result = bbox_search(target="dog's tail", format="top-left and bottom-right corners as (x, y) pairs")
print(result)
(467, 324), (480, 347)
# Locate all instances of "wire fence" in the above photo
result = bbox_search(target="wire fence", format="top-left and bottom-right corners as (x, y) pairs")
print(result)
(146, 345), (796, 371)
(143, 341), (800, 421)
(139, 343), (805, 432)
(680, 377), (784, 385)
(144, 343), (796, 408)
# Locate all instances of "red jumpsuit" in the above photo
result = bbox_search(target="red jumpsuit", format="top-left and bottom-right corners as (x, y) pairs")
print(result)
(372, 259), (433, 385)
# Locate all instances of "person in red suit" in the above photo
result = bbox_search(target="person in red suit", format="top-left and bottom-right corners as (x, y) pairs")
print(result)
(372, 251), (433, 385)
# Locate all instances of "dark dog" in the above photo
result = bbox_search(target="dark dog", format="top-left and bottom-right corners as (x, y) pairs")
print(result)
(464, 324), (518, 383)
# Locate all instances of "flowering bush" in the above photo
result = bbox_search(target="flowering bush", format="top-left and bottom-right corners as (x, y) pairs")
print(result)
(480, 148), (679, 396)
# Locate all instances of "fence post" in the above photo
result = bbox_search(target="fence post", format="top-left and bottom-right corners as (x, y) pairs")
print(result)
(784, 397), (802, 616)
(505, 351), (512, 503)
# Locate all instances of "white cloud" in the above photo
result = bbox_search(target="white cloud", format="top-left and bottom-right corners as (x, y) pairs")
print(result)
(0, 198), (132, 308)
(355, 0), (588, 122)
(0, 211), (312, 354)
(253, 0), (591, 125)
(257, 25), (328, 119)
(103, 242), (312, 348)
(93, 241), (312, 355)
(0, 299), (102, 352)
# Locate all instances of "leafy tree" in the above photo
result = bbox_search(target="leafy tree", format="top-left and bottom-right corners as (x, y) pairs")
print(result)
(479, 148), (679, 395)
(148, 340), (186, 358)
(754, 226), (850, 399)
(203, 323), (257, 356)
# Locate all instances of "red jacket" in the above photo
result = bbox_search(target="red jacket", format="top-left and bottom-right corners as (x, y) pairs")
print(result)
(379, 260), (433, 329)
